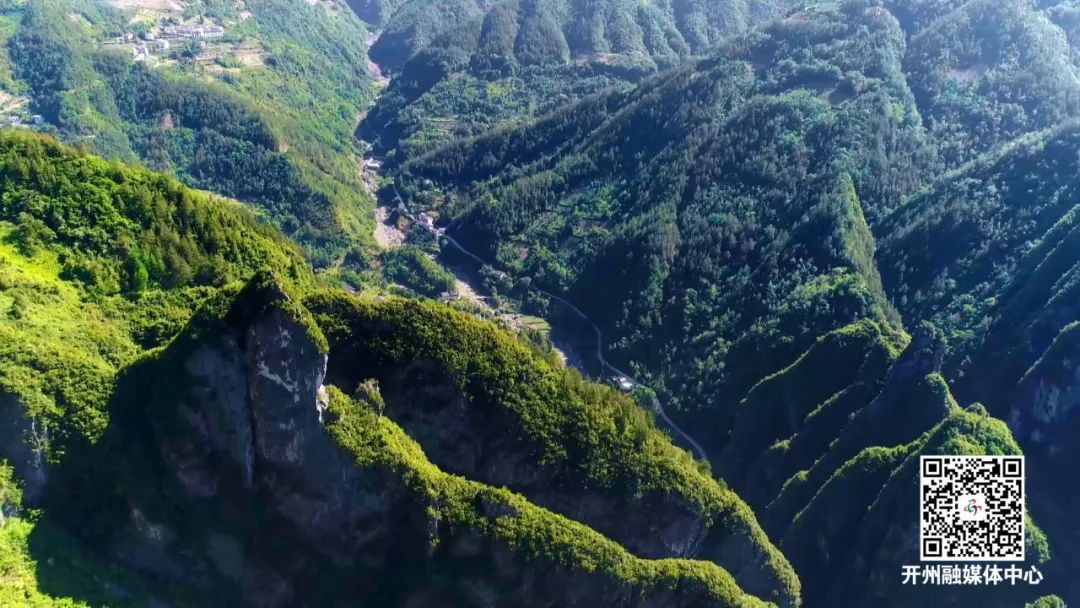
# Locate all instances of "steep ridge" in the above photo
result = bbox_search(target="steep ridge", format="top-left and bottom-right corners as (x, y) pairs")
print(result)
(307, 291), (799, 606)
(357, 0), (793, 158)
(877, 121), (1080, 603)
(0, 133), (793, 605)
(715, 321), (1054, 605)
(380, 0), (1080, 604)
(46, 272), (782, 607)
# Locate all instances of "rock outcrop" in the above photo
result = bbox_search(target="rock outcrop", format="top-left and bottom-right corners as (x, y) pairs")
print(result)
(42, 273), (771, 608)
(306, 290), (801, 608)
(1010, 322), (1080, 457)
(0, 394), (49, 504)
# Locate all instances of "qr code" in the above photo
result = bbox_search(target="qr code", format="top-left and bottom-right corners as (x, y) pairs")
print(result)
(920, 455), (1024, 561)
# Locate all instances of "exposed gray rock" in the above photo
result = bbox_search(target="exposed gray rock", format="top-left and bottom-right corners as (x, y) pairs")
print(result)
(1010, 323), (1080, 458)
(184, 338), (254, 487)
(0, 394), (49, 504)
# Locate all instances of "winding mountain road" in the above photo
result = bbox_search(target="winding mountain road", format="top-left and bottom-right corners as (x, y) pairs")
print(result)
(388, 186), (711, 463)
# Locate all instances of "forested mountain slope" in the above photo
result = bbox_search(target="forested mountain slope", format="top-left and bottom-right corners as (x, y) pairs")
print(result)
(2, 0), (376, 267)
(0, 130), (307, 605)
(370, 0), (791, 71)
(0, 132), (791, 606)
(358, 0), (792, 158)
(401, 0), (926, 431)
(391, 0), (1080, 603)
(1, 0), (1078, 605)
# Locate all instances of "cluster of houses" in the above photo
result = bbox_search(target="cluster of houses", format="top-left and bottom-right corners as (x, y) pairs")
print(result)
(132, 40), (172, 61)
(116, 21), (225, 62)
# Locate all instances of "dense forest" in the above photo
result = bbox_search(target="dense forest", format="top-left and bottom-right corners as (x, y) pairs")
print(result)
(2, 0), (376, 267)
(393, 0), (1080, 604)
(358, 0), (793, 158)
(0, 0), (1077, 606)
(0, 131), (798, 607)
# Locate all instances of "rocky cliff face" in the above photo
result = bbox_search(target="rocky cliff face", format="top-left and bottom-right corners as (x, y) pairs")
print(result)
(1010, 323), (1080, 457)
(0, 394), (49, 505)
(307, 290), (801, 608)
(1009, 322), (1080, 602)
(38, 274), (772, 608)
(92, 277), (400, 606)
(351, 356), (711, 559)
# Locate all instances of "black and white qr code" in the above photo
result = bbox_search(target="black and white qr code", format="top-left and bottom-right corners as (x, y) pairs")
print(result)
(920, 455), (1024, 561)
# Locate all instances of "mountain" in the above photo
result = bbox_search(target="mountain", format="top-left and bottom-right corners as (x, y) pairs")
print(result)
(369, 0), (792, 71)
(1, 0), (376, 267)
(0, 132), (794, 606)
(391, 0), (1080, 603)
(46, 276), (795, 607)
(357, 0), (792, 159)
(399, 0), (927, 427)
(0, 130), (307, 605)
(1, 0), (1079, 606)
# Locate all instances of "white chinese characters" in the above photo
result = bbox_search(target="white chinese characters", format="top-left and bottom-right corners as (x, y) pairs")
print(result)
(901, 564), (1044, 586)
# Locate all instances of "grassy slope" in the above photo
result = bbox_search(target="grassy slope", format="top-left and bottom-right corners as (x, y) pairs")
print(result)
(0, 131), (307, 446)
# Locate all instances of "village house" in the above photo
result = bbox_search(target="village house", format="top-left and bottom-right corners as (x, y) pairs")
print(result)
(418, 212), (435, 231)
(173, 24), (225, 38)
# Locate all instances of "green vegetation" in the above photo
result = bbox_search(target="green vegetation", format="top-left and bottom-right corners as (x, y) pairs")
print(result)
(370, 0), (789, 72)
(2, 0), (1079, 604)
(378, 4), (1080, 603)
(307, 290), (800, 606)
(398, 2), (923, 438)
(33, 267), (786, 606)
(359, 0), (790, 158)
(4, 0), (376, 267)
(0, 517), (198, 607)
(763, 371), (1052, 606)
(0, 131), (305, 456)
(325, 386), (771, 608)
(380, 244), (457, 297)
(0, 132), (307, 606)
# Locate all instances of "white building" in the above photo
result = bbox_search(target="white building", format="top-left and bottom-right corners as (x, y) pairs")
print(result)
(175, 24), (225, 39)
